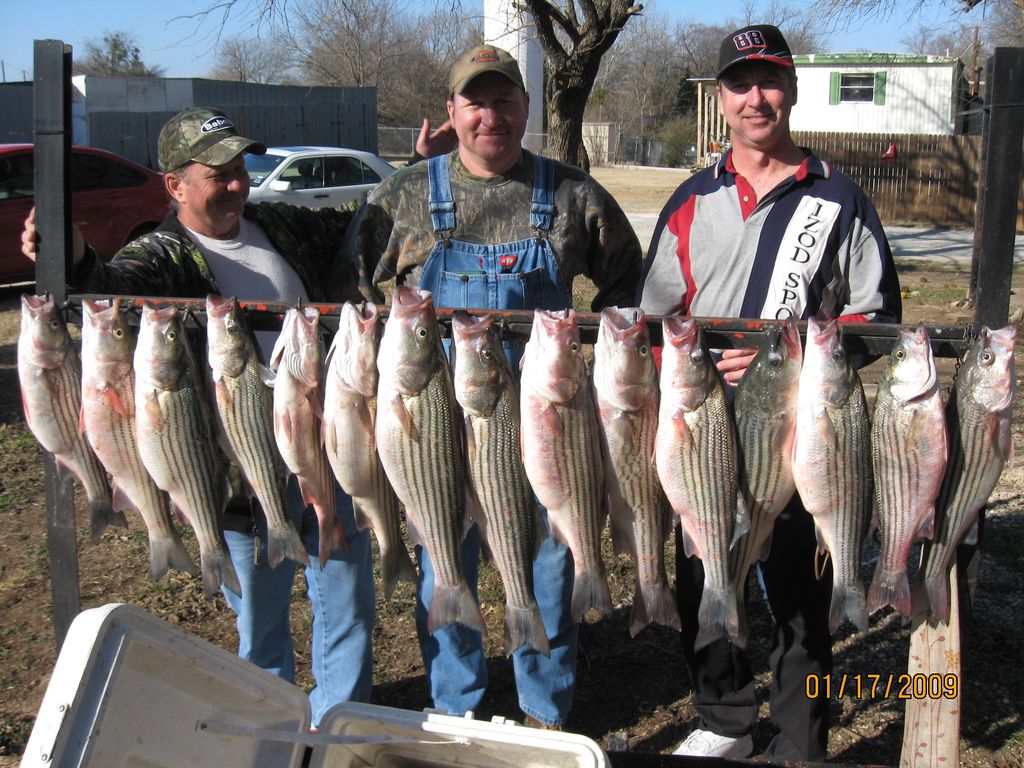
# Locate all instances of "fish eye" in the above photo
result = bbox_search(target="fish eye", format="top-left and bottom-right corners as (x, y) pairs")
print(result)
(167, 330), (177, 342)
(570, 341), (580, 353)
(894, 348), (905, 361)
(48, 319), (60, 330)
(980, 350), (994, 365)
(639, 345), (649, 357)
(481, 348), (494, 361)
(113, 328), (124, 339)
(417, 327), (428, 339)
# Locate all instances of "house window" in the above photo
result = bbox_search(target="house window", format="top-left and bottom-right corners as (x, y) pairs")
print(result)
(829, 72), (887, 105)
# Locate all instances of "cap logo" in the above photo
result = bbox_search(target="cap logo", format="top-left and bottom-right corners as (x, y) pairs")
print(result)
(473, 50), (499, 64)
(200, 116), (233, 134)
(732, 29), (767, 52)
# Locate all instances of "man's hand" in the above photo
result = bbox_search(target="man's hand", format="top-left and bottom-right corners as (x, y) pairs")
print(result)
(717, 347), (757, 386)
(416, 118), (458, 159)
(21, 207), (86, 265)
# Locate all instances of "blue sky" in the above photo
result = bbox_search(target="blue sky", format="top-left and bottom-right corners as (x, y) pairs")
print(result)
(1, 0), (961, 82)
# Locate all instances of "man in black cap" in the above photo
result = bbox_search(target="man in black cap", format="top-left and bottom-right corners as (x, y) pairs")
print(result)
(638, 25), (901, 760)
(22, 106), (375, 728)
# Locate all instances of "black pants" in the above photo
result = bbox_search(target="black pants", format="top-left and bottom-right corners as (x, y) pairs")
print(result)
(675, 496), (833, 761)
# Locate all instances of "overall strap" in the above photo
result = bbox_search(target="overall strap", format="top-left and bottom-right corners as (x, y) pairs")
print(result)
(530, 154), (556, 232)
(427, 154), (456, 234)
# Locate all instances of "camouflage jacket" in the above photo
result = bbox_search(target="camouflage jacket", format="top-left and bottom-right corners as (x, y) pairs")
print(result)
(341, 150), (643, 310)
(72, 202), (361, 303)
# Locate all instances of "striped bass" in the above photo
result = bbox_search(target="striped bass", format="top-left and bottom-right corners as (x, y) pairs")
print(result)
(730, 319), (802, 646)
(18, 293), (124, 540)
(134, 303), (239, 597)
(80, 298), (195, 579)
(656, 316), (746, 650)
(270, 306), (346, 564)
(868, 325), (947, 619)
(919, 324), (1016, 623)
(521, 308), (612, 623)
(792, 317), (872, 633)
(324, 300), (416, 600)
(375, 287), (484, 635)
(593, 307), (679, 637)
(206, 295), (308, 570)
(452, 310), (550, 656)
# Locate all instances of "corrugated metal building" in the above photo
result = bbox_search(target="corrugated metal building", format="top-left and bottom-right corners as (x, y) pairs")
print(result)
(0, 76), (378, 170)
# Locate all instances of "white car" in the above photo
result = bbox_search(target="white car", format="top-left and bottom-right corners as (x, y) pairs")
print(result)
(245, 146), (395, 209)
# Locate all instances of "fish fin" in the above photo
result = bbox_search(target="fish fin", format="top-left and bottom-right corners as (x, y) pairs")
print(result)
(258, 362), (276, 388)
(405, 513), (425, 549)
(464, 414), (477, 461)
(88, 498), (127, 542)
(203, 547), (241, 599)
(427, 582), (486, 635)
(142, 391), (164, 431)
(110, 484), (138, 515)
(629, 582), (651, 638)
(504, 604), (551, 657)
(267, 522), (310, 570)
(540, 403), (564, 441)
(636, 579), (681, 636)
(924, 566), (952, 623)
(148, 531), (198, 580)
(570, 570), (613, 622)
(390, 394), (419, 441)
(679, 525), (702, 560)
(101, 386), (130, 418)
(916, 507), (936, 541)
(756, 532), (774, 562)
(867, 565), (911, 618)
(828, 583), (867, 634)
(671, 411), (692, 451)
(606, 408), (635, 448)
(694, 585), (739, 651)
(730, 495), (751, 549)
(379, 540), (418, 602)
(962, 521), (979, 547)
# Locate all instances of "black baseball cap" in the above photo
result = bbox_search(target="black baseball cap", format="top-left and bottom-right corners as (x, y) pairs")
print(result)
(717, 25), (795, 79)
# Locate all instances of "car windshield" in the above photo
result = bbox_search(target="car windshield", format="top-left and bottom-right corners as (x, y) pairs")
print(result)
(245, 154), (286, 187)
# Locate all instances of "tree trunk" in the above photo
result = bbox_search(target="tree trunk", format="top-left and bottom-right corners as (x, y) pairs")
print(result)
(546, 73), (593, 170)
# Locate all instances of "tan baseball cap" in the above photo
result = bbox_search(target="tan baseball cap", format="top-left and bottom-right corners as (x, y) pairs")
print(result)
(448, 45), (525, 96)
(158, 106), (266, 172)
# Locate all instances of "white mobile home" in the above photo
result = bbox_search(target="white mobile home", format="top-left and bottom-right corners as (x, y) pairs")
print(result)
(788, 53), (967, 136)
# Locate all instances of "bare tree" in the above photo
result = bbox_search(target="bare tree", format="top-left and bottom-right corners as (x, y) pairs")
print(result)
(208, 36), (297, 83)
(75, 31), (166, 77)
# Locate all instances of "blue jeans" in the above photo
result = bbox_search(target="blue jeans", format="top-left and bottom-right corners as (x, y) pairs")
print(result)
(223, 478), (376, 726)
(414, 515), (579, 726)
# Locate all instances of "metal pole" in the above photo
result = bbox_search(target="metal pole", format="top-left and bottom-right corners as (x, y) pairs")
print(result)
(33, 39), (79, 652)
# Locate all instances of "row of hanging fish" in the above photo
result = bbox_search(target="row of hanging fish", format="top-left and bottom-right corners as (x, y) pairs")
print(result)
(17, 289), (1017, 656)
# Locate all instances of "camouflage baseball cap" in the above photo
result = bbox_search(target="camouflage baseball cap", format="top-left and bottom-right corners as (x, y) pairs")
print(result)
(158, 106), (266, 172)
(448, 45), (525, 96)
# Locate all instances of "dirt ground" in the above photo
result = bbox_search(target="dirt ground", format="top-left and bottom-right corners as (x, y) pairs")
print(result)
(1, 167), (1023, 767)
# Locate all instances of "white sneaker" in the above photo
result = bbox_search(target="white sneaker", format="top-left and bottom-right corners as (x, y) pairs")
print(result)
(672, 729), (754, 758)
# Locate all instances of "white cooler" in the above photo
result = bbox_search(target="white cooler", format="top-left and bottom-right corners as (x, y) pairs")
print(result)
(21, 603), (610, 768)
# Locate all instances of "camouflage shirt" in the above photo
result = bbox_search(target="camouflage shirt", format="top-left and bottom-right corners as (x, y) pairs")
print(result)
(72, 202), (361, 303)
(342, 150), (642, 310)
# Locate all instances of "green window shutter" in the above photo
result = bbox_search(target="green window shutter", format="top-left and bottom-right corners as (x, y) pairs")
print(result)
(829, 72), (840, 104)
(874, 71), (887, 105)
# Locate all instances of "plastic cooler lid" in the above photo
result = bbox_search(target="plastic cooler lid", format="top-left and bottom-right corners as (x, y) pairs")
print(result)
(309, 701), (611, 768)
(21, 603), (310, 768)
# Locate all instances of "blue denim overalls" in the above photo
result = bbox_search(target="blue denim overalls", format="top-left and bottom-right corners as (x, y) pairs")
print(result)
(412, 152), (579, 725)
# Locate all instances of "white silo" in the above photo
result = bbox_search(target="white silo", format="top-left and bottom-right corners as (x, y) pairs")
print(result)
(483, 0), (545, 152)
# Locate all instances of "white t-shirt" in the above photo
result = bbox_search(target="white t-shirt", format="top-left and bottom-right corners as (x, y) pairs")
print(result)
(186, 218), (310, 361)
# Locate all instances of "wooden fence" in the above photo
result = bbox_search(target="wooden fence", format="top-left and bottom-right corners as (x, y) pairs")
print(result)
(792, 132), (989, 228)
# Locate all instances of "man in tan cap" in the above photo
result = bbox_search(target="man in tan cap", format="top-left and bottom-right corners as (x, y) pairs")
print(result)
(342, 44), (643, 729)
(22, 106), (375, 729)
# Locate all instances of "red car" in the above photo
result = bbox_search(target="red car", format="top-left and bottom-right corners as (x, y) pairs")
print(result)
(0, 144), (169, 284)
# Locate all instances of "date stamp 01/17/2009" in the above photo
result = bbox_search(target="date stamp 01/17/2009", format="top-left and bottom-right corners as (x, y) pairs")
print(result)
(805, 673), (959, 700)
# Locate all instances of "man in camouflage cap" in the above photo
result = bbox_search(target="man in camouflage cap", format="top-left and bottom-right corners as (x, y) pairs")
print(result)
(22, 105), (375, 728)
(342, 44), (642, 729)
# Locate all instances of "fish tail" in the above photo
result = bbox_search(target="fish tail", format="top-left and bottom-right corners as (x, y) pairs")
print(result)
(427, 583), (486, 635)
(205, 548), (241, 599)
(379, 543), (418, 602)
(504, 603), (551, 657)
(316, 513), (348, 565)
(267, 524), (310, 570)
(867, 565), (911, 618)
(695, 585), (739, 651)
(148, 532), (198, 580)
(570, 570), (613, 623)
(88, 498), (128, 542)
(829, 582), (868, 634)
(633, 580), (681, 637)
